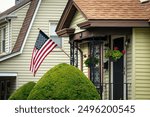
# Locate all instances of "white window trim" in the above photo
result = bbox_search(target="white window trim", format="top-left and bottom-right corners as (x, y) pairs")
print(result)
(0, 72), (17, 77)
(0, 27), (6, 54)
(49, 21), (63, 50)
(49, 20), (58, 36)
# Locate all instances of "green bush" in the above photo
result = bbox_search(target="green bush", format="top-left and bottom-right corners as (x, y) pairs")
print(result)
(27, 63), (100, 100)
(9, 81), (36, 100)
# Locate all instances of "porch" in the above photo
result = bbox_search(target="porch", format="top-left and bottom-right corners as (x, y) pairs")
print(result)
(69, 28), (132, 100)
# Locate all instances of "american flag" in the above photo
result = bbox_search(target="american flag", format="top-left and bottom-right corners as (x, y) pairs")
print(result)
(30, 30), (57, 76)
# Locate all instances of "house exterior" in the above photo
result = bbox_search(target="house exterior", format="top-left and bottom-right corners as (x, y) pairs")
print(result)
(56, 0), (150, 100)
(0, 0), (69, 100)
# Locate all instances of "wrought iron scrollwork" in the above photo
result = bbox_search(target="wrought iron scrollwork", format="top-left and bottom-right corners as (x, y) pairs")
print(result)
(70, 41), (78, 68)
(89, 39), (103, 98)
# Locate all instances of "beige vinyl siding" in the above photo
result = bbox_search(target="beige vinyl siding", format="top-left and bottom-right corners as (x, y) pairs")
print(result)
(70, 11), (87, 33)
(17, 0), (68, 87)
(103, 71), (109, 99)
(11, 3), (30, 49)
(126, 36), (132, 99)
(80, 43), (89, 77)
(133, 28), (150, 99)
(69, 10), (88, 76)
(103, 41), (109, 100)
(0, 0), (69, 88)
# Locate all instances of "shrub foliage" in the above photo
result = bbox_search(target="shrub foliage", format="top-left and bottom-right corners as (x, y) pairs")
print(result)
(28, 63), (100, 100)
(9, 81), (36, 100)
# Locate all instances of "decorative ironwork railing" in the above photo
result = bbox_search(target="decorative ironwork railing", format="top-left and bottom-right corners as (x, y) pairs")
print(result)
(95, 83), (132, 100)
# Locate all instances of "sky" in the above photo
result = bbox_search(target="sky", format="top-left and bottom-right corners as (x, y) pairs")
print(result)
(0, 0), (15, 13)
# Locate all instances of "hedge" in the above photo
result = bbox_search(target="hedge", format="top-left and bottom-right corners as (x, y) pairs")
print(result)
(27, 63), (100, 100)
(9, 81), (36, 100)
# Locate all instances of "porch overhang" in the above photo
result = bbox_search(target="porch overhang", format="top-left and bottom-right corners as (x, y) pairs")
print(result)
(71, 27), (132, 41)
(56, 28), (75, 37)
(77, 19), (150, 29)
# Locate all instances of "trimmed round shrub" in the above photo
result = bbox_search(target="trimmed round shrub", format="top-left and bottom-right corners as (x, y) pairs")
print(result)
(9, 81), (36, 100)
(27, 63), (100, 100)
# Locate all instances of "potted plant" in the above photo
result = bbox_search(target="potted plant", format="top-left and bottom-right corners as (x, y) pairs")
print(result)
(84, 56), (99, 67)
(105, 47), (126, 61)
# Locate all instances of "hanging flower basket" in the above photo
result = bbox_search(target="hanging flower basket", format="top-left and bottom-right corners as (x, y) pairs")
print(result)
(84, 57), (99, 67)
(105, 47), (126, 62)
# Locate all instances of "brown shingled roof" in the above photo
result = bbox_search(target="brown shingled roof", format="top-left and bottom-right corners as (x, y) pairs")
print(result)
(0, 0), (39, 61)
(0, 0), (31, 18)
(12, 0), (40, 52)
(74, 0), (149, 20)
(56, 0), (150, 36)
(142, 1), (150, 21)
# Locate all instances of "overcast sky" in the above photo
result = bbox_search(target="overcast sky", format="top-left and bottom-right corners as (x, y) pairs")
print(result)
(0, 0), (15, 13)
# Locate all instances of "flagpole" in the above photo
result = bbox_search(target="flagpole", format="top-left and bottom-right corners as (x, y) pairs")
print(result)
(58, 47), (70, 58)
(37, 28), (70, 58)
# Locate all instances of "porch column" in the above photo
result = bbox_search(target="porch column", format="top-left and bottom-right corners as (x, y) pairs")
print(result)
(69, 41), (79, 68)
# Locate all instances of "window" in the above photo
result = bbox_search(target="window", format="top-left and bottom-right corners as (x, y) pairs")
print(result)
(1, 28), (6, 53)
(49, 22), (62, 48)
(0, 79), (14, 100)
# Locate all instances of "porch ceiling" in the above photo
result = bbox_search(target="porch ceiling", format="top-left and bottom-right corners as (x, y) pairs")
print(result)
(71, 27), (132, 41)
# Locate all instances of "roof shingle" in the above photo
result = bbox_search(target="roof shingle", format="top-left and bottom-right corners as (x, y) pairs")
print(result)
(74, 0), (150, 20)
(12, 0), (40, 52)
(0, 0), (40, 61)
(0, 0), (30, 18)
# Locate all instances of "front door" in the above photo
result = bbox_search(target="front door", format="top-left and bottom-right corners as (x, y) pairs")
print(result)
(112, 37), (124, 100)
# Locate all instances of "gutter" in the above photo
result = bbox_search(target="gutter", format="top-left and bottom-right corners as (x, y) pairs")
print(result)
(0, 15), (17, 24)
(0, 51), (21, 62)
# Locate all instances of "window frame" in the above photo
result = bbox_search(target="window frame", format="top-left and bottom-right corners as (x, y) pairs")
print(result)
(1, 27), (6, 53)
(49, 21), (62, 49)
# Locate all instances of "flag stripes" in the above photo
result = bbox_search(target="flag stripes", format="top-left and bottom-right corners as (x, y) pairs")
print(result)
(30, 30), (57, 76)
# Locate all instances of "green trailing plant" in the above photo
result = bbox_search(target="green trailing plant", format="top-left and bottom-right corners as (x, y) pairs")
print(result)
(9, 81), (36, 100)
(84, 57), (99, 67)
(27, 63), (100, 100)
(105, 47), (126, 61)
